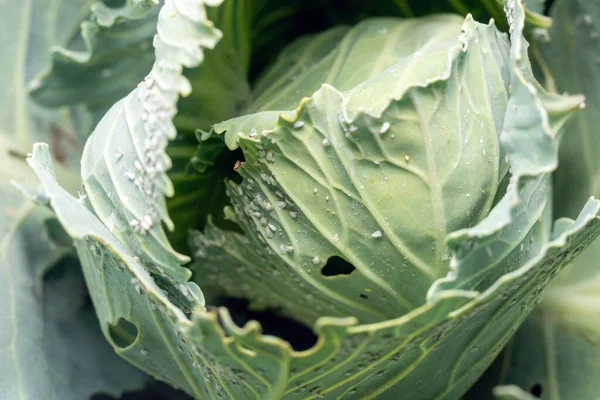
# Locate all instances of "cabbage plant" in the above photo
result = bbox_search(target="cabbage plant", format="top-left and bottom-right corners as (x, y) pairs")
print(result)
(3, 0), (600, 399)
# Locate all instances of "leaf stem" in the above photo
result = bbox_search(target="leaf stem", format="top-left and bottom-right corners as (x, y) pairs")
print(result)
(394, 0), (414, 17)
(449, 0), (471, 16)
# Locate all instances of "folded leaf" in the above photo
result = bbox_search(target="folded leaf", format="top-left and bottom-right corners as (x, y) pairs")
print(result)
(466, 1), (600, 398)
(0, 141), (147, 399)
(1, 1), (149, 397)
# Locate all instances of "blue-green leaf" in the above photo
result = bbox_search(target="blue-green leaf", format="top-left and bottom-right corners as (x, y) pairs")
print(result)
(466, 1), (600, 399)
(0, 1), (158, 397)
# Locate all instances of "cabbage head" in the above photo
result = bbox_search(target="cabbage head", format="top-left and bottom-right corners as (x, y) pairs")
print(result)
(17, 0), (600, 399)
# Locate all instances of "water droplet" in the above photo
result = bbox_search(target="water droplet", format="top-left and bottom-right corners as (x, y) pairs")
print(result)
(371, 230), (383, 239)
(380, 121), (390, 134)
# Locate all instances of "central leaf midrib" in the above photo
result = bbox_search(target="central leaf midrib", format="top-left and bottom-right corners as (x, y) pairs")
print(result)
(409, 90), (447, 263)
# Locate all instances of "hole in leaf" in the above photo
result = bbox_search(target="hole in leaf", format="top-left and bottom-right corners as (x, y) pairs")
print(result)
(529, 383), (542, 397)
(108, 318), (139, 349)
(215, 298), (318, 351)
(321, 256), (356, 277)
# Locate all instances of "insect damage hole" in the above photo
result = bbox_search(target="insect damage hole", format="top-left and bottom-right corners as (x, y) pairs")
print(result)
(321, 256), (356, 277)
(529, 383), (542, 397)
(108, 317), (139, 349)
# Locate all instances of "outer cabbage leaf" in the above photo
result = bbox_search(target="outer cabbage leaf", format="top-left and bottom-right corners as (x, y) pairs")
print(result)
(0, 198), (147, 400)
(466, 305), (600, 400)
(0, 0), (93, 167)
(544, 0), (600, 222)
(0, 0), (150, 398)
(28, 0), (159, 144)
(25, 1), (600, 399)
(28, 0), (253, 252)
(1, 139), (147, 400)
(466, 1), (600, 398)
(75, 0), (224, 289)
(0, 195), (148, 400)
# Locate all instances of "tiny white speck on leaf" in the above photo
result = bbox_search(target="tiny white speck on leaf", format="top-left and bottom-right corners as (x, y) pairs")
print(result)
(380, 121), (390, 134)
